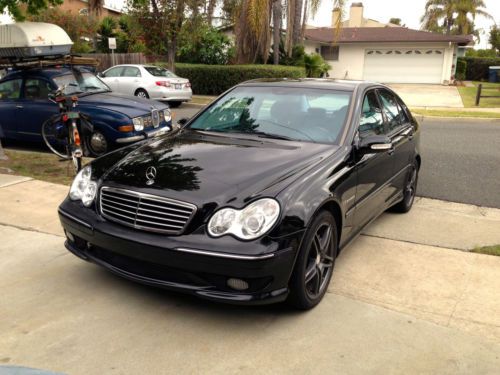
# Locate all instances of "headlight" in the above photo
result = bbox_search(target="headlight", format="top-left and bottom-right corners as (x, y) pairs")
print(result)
(163, 109), (172, 123)
(207, 198), (280, 240)
(69, 166), (97, 207)
(132, 117), (144, 131)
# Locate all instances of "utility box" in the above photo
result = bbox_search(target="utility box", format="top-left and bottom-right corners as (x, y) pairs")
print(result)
(0, 22), (73, 59)
(489, 66), (500, 83)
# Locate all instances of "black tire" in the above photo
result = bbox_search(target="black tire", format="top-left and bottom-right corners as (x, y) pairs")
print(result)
(85, 130), (108, 157)
(288, 210), (338, 310)
(41, 115), (71, 159)
(168, 101), (182, 108)
(135, 89), (149, 99)
(392, 161), (419, 213)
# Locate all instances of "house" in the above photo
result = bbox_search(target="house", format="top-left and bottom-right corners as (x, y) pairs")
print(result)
(57, 0), (124, 18)
(304, 2), (472, 84)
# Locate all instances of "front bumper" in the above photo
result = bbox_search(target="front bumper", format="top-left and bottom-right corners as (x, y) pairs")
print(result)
(116, 125), (171, 144)
(58, 202), (302, 305)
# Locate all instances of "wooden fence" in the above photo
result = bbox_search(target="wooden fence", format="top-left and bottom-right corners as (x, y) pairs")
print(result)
(80, 53), (167, 71)
(475, 83), (500, 106)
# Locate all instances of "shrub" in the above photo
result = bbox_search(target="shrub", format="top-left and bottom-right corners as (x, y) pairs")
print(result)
(458, 57), (500, 81)
(455, 59), (467, 81)
(162, 64), (306, 95)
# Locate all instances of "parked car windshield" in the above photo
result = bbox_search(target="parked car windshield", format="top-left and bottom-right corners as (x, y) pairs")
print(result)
(53, 71), (110, 96)
(188, 86), (351, 144)
(144, 66), (178, 78)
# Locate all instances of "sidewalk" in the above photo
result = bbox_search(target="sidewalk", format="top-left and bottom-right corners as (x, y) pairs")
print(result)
(1, 174), (500, 373)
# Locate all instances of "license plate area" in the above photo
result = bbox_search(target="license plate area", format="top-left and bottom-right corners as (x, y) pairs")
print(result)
(175, 84), (181, 90)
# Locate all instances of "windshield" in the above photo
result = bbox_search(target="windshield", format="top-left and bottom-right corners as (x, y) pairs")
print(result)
(188, 86), (351, 144)
(53, 70), (110, 95)
(144, 66), (178, 78)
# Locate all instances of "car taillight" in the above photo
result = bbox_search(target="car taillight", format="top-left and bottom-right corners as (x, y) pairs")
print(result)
(185, 82), (191, 88)
(156, 81), (171, 87)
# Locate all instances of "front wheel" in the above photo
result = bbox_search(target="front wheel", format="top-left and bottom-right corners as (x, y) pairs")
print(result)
(288, 211), (338, 310)
(42, 115), (70, 159)
(85, 130), (108, 157)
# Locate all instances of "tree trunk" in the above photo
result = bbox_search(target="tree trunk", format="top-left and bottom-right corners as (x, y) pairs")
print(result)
(0, 139), (7, 161)
(207, 0), (216, 25)
(301, 0), (308, 40)
(272, 0), (282, 65)
(292, 0), (303, 46)
(167, 37), (177, 72)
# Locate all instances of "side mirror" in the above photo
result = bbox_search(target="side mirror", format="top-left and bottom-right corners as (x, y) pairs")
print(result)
(97, 72), (104, 78)
(177, 118), (189, 126)
(358, 135), (393, 154)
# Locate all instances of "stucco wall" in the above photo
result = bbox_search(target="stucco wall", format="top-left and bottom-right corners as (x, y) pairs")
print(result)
(305, 40), (456, 84)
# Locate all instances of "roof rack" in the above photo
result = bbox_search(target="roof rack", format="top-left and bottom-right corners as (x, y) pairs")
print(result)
(0, 55), (99, 69)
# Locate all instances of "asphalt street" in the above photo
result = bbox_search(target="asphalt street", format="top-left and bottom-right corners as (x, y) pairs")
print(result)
(418, 118), (500, 208)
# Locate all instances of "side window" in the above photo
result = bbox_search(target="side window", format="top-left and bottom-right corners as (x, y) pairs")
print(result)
(24, 79), (53, 100)
(104, 67), (123, 77)
(122, 67), (141, 77)
(379, 89), (403, 132)
(0, 79), (22, 100)
(359, 91), (384, 137)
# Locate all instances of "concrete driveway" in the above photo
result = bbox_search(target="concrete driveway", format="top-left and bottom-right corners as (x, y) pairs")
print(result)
(1, 175), (500, 374)
(389, 84), (464, 108)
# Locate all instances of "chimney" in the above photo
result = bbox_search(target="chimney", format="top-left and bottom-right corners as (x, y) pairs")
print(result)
(331, 7), (341, 28)
(348, 2), (364, 28)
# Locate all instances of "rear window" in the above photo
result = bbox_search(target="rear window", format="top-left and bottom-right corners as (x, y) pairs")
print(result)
(144, 66), (177, 78)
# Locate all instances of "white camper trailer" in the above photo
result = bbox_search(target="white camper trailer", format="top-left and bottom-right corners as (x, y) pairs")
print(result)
(0, 22), (73, 59)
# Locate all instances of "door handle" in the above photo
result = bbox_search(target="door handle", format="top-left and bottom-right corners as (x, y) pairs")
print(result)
(16, 105), (23, 109)
(387, 147), (395, 156)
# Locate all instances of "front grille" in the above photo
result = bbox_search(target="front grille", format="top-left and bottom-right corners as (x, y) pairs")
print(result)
(99, 187), (196, 235)
(152, 109), (160, 127)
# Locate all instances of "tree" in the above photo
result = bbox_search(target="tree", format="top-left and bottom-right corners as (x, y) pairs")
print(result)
(389, 17), (402, 25)
(421, 0), (492, 36)
(488, 25), (500, 54)
(0, 140), (7, 161)
(177, 24), (234, 64)
(0, 0), (62, 20)
(272, 0), (282, 64)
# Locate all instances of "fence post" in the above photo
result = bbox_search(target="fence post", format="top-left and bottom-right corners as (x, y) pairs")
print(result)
(475, 83), (482, 106)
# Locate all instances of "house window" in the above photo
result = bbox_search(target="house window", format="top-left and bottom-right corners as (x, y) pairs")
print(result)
(320, 45), (339, 61)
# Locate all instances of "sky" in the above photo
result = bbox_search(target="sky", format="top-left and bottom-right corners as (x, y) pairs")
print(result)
(309, 0), (500, 48)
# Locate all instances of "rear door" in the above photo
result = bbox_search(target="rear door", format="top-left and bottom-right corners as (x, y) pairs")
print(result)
(100, 66), (124, 92)
(352, 89), (395, 229)
(0, 78), (23, 140)
(120, 66), (142, 96)
(378, 88), (415, 200)
(16, 77), (58, 141)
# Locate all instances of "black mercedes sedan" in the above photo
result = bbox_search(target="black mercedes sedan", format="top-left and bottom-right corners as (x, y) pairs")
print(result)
(58, 79), (421, 309)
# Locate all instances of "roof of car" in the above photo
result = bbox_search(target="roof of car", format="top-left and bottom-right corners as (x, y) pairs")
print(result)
(2, 66), (93, 80)
(238, 78), (379, 91)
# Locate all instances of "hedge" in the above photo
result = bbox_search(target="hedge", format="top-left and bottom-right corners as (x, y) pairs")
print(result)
(455, 59), (467, 81)
(458, 57), (500, 81)
(159, 63), (306, 95)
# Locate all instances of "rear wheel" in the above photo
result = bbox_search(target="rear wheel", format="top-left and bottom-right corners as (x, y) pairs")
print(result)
(168, 101), (182, 108)
(392, 161), (419, 213)
(135, 89), (149, 99)
(288, 211), (338, 310)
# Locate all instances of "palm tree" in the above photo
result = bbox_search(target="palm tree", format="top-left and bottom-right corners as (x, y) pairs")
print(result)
(421, 0), (492, 35)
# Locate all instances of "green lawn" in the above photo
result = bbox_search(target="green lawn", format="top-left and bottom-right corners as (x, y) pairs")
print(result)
(458, 81), (500, 108)
(471, 245), (500, 257)
(411, 108), (500, 119)
(0, 150), (89, 185)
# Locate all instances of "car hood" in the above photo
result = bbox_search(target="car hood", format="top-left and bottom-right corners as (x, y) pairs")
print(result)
(78, 92), (165, 118)
(99, 130), (338, 207)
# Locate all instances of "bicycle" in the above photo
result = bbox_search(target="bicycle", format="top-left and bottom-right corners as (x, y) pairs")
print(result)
(42, 85), (93, 173)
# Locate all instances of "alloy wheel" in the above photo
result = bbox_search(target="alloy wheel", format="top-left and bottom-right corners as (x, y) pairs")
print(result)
(304, 222), (335, 299)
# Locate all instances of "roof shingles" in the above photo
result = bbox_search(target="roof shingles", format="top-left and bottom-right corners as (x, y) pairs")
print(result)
(305, 27), (472, 45)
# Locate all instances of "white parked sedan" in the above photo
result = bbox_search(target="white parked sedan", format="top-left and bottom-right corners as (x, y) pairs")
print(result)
(99, 64), (192, 107)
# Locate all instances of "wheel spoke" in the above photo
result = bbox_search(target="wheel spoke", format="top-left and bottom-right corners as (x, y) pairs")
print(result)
(312, 266), (321, 295)
(305, 263), (317, 284)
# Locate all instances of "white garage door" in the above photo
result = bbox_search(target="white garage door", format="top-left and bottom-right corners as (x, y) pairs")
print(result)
(363, 49), (445, 84)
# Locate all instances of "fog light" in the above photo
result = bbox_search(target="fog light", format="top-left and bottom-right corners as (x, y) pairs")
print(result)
(227, 278), (249, 291)
(65, 230), (75, 242)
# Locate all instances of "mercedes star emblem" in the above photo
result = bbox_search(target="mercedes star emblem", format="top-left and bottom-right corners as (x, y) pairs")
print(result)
(145, 166), (157, 185)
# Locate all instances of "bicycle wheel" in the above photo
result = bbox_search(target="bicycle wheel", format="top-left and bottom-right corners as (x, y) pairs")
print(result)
(42, 115), (71, 159)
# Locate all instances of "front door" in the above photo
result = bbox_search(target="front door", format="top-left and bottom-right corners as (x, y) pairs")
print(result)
(100, 66), (124, 92)
(16, 78), (59, 142)
(0, 78), (23, 140)
(120, 66), (142, 96)
(353, 89), (395, 229)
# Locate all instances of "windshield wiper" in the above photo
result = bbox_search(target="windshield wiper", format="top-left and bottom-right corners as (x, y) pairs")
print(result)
(252, 131), (297, 141)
